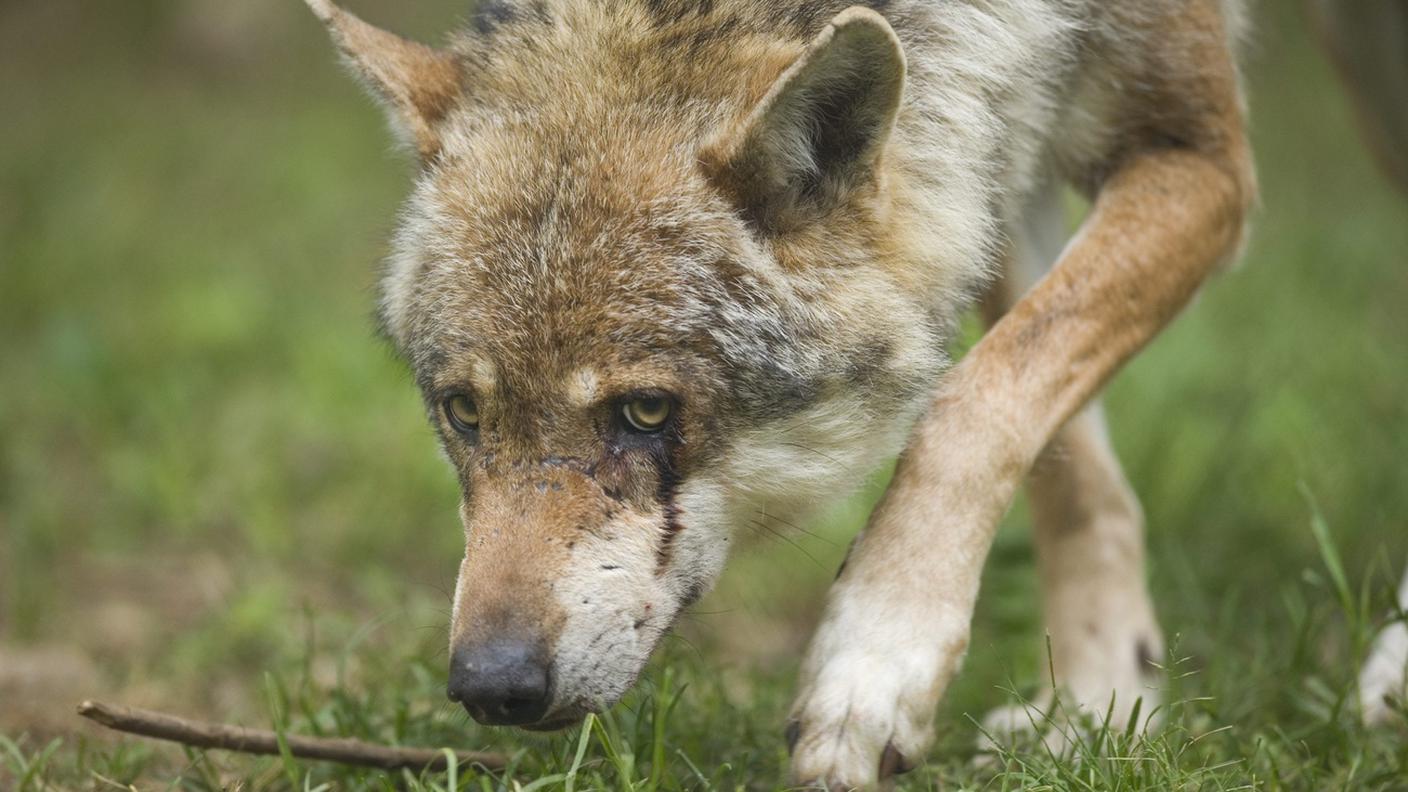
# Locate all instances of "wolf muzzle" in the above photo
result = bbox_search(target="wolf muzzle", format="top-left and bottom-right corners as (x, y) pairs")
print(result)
(447, 636), (552, 726)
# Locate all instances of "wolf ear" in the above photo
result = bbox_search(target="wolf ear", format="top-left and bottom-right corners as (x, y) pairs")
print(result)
(701, 7), (905, 234)
(304, 0), (463, 159)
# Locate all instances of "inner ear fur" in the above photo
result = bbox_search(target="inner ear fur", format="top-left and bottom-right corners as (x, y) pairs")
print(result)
(304, 0), (463, 159)
(701, 7), (906, 235)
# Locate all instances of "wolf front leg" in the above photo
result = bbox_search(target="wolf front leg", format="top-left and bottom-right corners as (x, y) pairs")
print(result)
(787, 140), (1255, 788)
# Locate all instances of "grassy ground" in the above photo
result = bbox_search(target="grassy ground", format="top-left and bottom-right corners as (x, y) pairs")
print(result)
(2, 1), (1406, 789)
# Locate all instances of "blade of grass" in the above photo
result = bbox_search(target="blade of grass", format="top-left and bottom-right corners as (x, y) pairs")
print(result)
(1301, 483), (1355, 623)
(564, 713), (594, 792)
(266, 672), (303, 787)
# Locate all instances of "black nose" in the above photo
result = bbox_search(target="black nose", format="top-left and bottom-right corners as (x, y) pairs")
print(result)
(447, 639), (551, 726)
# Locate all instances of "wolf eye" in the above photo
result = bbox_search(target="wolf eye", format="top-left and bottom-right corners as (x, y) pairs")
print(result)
(444, 395), (479, 434)
(622, 397), (672, 433)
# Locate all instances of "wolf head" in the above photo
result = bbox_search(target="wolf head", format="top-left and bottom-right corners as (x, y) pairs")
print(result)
(307, 0), (959, 729)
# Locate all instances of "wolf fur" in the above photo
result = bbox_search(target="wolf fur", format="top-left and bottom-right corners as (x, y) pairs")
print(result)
(304, 0), (1260, 785)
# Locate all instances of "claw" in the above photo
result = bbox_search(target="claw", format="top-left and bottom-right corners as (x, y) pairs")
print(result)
(878, 741), (912, 779)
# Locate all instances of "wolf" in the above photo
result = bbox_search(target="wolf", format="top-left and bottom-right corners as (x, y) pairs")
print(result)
(300, 0), (1399, 786)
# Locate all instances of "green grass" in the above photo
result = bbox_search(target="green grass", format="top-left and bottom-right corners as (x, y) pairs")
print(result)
(2, 1), (1407, 789)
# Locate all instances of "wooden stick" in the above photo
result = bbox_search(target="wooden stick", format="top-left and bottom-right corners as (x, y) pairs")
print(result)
(77, 700), (508, 773)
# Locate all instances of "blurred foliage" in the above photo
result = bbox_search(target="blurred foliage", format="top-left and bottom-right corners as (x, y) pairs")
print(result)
(1, 0), (1406, 788)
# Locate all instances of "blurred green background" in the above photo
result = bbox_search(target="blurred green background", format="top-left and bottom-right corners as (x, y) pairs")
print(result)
(1, 0), (1406, 788)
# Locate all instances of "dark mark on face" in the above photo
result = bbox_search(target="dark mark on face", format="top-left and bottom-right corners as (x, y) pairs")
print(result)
(650, 423), (686, 574)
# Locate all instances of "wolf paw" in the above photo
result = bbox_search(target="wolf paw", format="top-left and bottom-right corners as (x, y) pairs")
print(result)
(975, 611), (1165, 760)
(975, 683), (1161, 763)
(785, 664), (929, 790)
(785, 621), (966, 790)
(1360, 618), (1408, 727)
(975, 638), (1164, 761)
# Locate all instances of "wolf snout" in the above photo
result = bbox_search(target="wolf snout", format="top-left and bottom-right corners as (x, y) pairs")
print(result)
(448, 638), (551, 726)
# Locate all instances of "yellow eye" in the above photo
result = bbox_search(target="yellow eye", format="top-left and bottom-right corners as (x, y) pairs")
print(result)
(445, 395), (479, 433)
(622, 396), (672, 432)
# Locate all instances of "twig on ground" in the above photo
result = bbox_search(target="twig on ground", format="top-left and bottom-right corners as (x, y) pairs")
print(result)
(76, 700), (507, 773)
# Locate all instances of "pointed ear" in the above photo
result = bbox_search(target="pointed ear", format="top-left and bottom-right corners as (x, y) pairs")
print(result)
(701, 7), (906, 234)
(304, 0), (463, 158)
